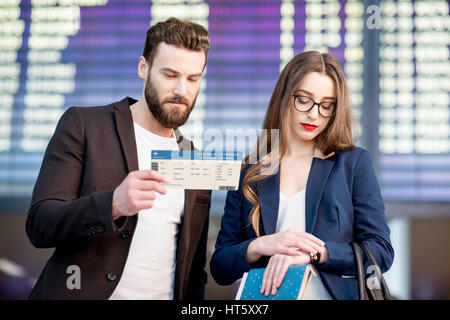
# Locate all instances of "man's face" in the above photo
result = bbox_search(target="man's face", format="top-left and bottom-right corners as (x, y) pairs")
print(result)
(144, 42), (206, 129)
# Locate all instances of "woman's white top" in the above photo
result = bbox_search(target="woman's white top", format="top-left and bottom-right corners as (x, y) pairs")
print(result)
(276, 189), (332, 300)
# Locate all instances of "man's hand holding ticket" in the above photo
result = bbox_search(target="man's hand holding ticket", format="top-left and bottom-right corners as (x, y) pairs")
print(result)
(150, 150), (243, 190)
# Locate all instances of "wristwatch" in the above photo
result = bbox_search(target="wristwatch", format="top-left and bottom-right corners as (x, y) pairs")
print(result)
(310, 252), (321, 267)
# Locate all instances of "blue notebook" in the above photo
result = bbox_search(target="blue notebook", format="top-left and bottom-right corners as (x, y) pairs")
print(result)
(236, 265), (317, 300)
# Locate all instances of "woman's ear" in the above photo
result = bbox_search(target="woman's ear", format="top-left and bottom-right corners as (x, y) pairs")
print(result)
(138, 56), (149, 80)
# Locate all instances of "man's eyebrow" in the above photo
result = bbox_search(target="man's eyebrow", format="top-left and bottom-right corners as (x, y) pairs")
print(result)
(188, 72), (203, 78)
(160, 67), (179, 74)
(160, 67), (202, 77)
(295, 89), (336, 100)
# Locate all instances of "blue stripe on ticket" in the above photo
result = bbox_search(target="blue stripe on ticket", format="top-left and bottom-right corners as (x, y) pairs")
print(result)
(151, 150), (243, 161)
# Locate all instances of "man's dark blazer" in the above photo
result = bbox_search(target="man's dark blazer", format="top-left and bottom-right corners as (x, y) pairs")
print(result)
(210, 147), (394, 300)
(26, 97), (211, 300)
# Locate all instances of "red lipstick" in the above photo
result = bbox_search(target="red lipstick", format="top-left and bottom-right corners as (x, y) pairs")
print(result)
(301, 123), (318, 131)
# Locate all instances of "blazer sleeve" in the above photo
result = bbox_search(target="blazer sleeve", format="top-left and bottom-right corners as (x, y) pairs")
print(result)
(318, 149), (394, 276)
(26, 107), (118, 249)
(210, 169), (269, 286)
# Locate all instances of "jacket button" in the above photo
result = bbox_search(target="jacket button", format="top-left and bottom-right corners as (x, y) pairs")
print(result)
(107, 273), (117, 281)
(120, 230), (131, 239)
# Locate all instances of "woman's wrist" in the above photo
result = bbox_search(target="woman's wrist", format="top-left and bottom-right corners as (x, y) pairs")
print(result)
(245, 238), (263, 264)
(319, 244), (329, 264)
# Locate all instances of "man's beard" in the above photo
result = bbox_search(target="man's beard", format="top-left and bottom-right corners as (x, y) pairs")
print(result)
(144, 76), (197, 129)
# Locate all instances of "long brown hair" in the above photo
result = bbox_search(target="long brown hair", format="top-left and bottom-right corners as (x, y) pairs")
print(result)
(243, 51), (356, 236)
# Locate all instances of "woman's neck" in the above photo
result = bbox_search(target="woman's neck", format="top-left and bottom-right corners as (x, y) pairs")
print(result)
(285, 138), (316, 158)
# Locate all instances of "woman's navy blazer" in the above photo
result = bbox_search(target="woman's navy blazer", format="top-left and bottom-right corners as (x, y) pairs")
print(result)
(210, 147), (394, 300)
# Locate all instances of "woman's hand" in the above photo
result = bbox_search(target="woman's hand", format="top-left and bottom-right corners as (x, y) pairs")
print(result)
(260, 252), (311, 296)
(260, 244), (329, 297)
(245, 229), (325, 264)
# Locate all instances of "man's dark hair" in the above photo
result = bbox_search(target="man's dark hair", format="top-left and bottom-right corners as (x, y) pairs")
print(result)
(142, 17), (210, 67)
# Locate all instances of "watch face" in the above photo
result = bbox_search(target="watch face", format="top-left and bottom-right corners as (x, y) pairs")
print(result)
(311, 252), (321, 266)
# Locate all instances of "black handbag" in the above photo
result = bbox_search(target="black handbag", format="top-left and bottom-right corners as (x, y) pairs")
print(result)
(350, 241), (393, 300)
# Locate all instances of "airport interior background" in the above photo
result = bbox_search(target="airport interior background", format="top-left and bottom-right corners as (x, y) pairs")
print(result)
(0, 0), (449, 299)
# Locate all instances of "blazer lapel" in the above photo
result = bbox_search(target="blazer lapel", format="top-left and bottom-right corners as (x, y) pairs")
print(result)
(173, 128), (198, 300)
(305, 155), (336, 233)
(256, 150), (336, 236)
(257, 166), (280, 235)
(175, 128), (196, 248)
(113, 97), (139, 173)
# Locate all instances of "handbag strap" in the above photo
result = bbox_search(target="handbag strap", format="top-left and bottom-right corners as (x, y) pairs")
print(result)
(350, 242), (368, 300)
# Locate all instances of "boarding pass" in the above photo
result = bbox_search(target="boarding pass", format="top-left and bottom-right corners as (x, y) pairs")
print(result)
(150, 150), (243, 190)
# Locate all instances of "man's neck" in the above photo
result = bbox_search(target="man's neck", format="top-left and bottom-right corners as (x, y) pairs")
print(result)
(130, 97), (174, 138)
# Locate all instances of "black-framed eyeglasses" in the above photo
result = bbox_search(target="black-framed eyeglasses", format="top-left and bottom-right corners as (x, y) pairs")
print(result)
(292, 94), (336, 118)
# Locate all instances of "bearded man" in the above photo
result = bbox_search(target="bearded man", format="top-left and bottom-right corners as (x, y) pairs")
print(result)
(26, 18), (212, 300)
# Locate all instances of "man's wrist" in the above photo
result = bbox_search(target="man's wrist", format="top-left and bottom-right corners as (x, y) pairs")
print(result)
(112, 205), (121, 221)
(111, 188), (123, 221)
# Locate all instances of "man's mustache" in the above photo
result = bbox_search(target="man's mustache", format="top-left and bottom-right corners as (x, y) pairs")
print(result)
(162, 95), (190, 107)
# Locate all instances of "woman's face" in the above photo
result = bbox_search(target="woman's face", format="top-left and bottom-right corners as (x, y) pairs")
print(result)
(287, 71), (336, 143)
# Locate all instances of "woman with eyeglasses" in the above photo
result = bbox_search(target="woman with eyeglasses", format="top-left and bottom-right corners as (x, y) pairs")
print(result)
(210, 51), (394, 300)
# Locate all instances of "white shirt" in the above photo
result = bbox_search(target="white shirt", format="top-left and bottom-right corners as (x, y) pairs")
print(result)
(109, 123), (185, 300)
(276, 189), (306, 234)
(277, 189), (332, 300)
